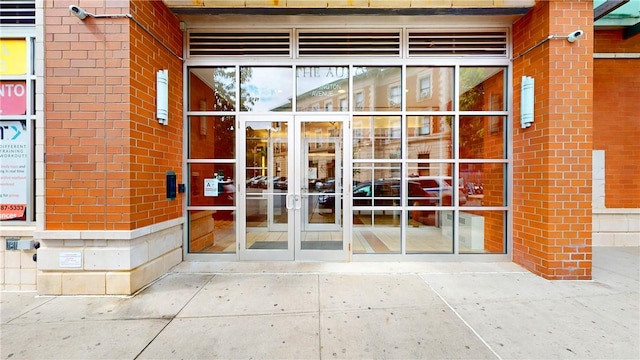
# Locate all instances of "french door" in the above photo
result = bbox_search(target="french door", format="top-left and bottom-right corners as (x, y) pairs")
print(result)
(238, 114), (349, 261)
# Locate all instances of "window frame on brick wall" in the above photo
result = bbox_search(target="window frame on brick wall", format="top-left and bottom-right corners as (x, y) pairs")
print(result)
(183, 21), (512, 261)
(0, 30), (36, 224)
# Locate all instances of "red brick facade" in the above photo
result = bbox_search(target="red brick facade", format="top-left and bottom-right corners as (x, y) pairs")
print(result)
(39, 0), (614, 284)
(512, 0), (594, 279)
(44, 0), (183, 231)
(593, 30), (640, 208)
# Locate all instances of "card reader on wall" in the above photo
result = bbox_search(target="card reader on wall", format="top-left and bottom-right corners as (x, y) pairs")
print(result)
(166, 171), (177, 200)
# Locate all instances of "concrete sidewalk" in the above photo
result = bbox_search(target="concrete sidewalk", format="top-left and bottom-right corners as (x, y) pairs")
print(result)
(1, 247), (638, 360)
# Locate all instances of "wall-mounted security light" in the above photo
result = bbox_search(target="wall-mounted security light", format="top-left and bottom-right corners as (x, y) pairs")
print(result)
(520, 76), (535, 129)
(566, 30), (584, 43)
(69, 5), (89, 20)
(67, 5), (183, 61)
(512, 29), (585, 61)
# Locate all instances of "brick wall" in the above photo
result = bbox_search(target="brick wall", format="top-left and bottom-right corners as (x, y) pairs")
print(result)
(593, 30), (640, 208)
(44, 0), (183, 231)
(512, 0), (593, 280)
(129, 0), (184, 228)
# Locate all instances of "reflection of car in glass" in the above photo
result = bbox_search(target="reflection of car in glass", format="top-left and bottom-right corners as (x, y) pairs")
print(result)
(274, 177), (288, 190)
(318, 179), (435, 210)
(248, 176), (266, 188)
(321, 178), (335, 190)
(258, 176), (281, 189)
(411, 176), (467, 205)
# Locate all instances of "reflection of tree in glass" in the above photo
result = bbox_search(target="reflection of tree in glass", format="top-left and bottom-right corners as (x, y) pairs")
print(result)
(212, 67), (258, 111)
(210, 68), (255, 158)
(458, 68), (486, 159)
(459, 68), (485, 111)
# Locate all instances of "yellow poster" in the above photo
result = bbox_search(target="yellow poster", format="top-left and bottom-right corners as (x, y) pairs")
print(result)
(0, 39), (27, 75)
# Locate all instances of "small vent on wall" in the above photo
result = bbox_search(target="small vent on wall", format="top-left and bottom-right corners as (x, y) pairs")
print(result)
(298, 31), (401, 57)
(408, 31), (507, 57)
(0, 0), (35, 25)
(189, 32), (291, 57)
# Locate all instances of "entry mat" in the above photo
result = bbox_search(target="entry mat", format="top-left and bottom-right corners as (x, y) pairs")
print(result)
(249, 241), (343, 250)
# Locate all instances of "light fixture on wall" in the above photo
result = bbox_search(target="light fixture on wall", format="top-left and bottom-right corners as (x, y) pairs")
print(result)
(69, 5), (90, 20)
(520, 76), (535, 129)
(563, 30), (585, 43)
(157, 70), (169, 125)
(68, 5), (183, 62)
(69, 5), (129, 20)
(512, 30), (584, 61)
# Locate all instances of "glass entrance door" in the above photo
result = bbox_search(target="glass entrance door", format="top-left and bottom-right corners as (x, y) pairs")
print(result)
(239, 114), (348, 261)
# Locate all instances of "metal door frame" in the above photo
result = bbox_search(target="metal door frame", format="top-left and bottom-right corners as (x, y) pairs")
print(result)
(238, 114), (351, 261)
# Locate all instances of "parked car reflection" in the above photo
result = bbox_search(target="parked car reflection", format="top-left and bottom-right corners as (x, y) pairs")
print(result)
(274, 177), (288, 190)
(410, 175), (467, 205)
(318, 179), (436, 210)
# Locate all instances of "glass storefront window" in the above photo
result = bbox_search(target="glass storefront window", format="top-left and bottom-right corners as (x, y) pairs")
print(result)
(1, 37), (33, 222)
(460, 163), (505, 207)
(459, 116), (506, 159)
(458, 210), (505, 254)
(352, 67), (401, 111)
(240, 67), (293, 111)
(353, 212), (401, 254)
(188, 163), (236, 206)
(405, 163), (466, 206)
(296, 66), (349, 112)
(406, 67), (454, 111)
(459, 67), (505, 112)
(406, 210), (454, 254)
(352, 162), (401, 191)
(189, 210), (236, 253)
(406, 115), (453, 160)
(188, 116), (235, 159)
(353, 116), (401, 160)
(189, 67), (236, 111)
(185, 61), (510, 258)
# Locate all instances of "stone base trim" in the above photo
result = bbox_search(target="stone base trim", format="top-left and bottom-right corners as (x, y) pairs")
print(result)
(593, 209), (640, 246)
(34, 219), (184, 295)
(37, 248), (182, 295)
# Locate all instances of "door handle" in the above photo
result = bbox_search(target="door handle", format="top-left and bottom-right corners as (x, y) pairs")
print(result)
(286, 193), (294, 210)
(294, 194), (301, 210)
(286, 194), (302, 210)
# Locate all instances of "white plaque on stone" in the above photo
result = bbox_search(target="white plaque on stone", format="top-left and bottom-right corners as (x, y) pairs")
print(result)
(59, 251), (83, 268)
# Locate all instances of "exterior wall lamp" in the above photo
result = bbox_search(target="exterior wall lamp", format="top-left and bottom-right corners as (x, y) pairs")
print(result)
(512, 30), (584, 61)
(68, 5), (183, 62)
(157, 70), (169, 125)
(520, 76), (535, 129)
(513, 30), (584, 129)
(69, 5), (182, 126)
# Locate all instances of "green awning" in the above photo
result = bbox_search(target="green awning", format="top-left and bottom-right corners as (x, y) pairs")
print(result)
(594, 0), (640, 39)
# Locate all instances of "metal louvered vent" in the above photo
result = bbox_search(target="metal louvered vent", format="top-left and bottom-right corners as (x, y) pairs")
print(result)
(298, 31), (401, 57)
(408, 31), (507, 57)
(0, 0), (35, 25)
(189, 32), (291, 57)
